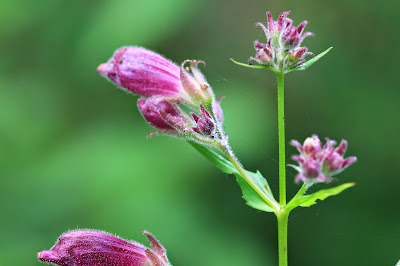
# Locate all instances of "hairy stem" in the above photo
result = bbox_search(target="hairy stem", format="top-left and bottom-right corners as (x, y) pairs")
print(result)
(220, 145), (280, 211)
(277, 72), (286, 206)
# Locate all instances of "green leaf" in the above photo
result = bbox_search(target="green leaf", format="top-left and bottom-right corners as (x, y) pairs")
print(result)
(189, 142), (276, 212)
(298, 182), (355, 207)
(188, 141), (236, 174)
(286, 47), (333, 73)
(230, 58), (279, 73)
(234, 171), (275, 212)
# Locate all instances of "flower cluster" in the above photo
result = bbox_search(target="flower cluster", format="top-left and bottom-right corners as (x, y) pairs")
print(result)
(249, 11), (314, 72)
(37, 230), (170, 266)
(290, 135), (357, 184)
(98, 47), (225, 145)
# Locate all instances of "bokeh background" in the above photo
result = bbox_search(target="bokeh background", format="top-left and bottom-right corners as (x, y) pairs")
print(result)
(1, 0), (399, 265)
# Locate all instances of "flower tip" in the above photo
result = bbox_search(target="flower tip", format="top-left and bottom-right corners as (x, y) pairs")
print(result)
(97, 63), (109, 76)
(37, 250), (59, 263)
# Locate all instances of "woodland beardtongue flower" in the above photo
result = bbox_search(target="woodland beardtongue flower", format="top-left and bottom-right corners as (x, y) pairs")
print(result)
(249, 11), (314, 72)
(97, 46), (215, 108)
(37, 230), (171, 266)
(290, 135), (357, 184)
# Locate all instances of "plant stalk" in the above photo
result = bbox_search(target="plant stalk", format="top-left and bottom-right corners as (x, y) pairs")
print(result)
(277, 72), (287, 266)
(277, 72), (286, 206)
(276, 210), (289, 266)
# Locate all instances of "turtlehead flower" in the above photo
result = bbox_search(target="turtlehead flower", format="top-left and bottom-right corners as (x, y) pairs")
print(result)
(138, 96), (189, 134)
(290, 135), (357, 184)
(249, 11), (314, 72)
(37, 230), (171, 266)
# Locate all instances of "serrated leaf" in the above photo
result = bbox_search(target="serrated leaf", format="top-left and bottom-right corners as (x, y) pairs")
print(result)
(234, 172), (275, 212)
(286, 47), (333, 73)
(298, 182), (355, 207)
(230, 58), (279, 73)
(188, 141), (236, 174)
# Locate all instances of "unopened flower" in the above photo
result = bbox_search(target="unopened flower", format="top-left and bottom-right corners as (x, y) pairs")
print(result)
(290, 135), (357, 184)
(279, 16), (313, 50)
(37, 230), (170, 266)
(138, 96), (189, 134)
(98, 47), (186, 99)
(99, 47), (227, 145)
(249, 11), (314, 72)
(98, 47), (216, 109)
(187, 105), (215, 136)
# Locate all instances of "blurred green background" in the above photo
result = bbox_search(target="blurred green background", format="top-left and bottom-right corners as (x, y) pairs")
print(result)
(1, 0), (399, 265)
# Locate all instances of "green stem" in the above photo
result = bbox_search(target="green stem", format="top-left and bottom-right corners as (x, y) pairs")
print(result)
(220, 145), (280, 211)
(277, 72), (286, 206)
(286, 183), (312, 211)
(276, 210), (289, 266)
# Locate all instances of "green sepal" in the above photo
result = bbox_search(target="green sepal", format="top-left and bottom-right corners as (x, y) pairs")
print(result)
(234, 171), (275, 212)
(297, 182), (355, 207)
(286, 47), (333, 73)
(230, 58), (279, 74)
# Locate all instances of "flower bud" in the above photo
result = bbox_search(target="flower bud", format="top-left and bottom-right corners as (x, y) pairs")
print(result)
(187, 105), (215, 136)
(280, 20), (314, 50)
(37, 230), (170, 266)
(290, 135), (357, 184)
(249, 11), (315, 72)
(321, 139), (358, 176)
(138, 96), (188, 133)
(97, 46), (187, 99)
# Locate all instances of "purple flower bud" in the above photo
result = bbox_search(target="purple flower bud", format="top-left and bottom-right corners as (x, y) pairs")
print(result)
(37, 230), (170, 266)
(97, 46), (187, 99)
(138, 96), (188, 133)
(249, 40), (274, 65)
(280, 20), (314, 50)
(320, 139), (358, 176)
(249, 11), (315, 71)
(187, 105), (215, 136)
(290, 135), (357, 184)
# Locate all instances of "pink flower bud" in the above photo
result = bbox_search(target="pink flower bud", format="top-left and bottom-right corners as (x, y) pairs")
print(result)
(187, 105), (215, 136)
(97, 47), (187, 99)
(280, 20), (314, 50)
(249, 11), (315, 71)
(290, 135), (357, 184)
(320, 139), (358, 176)
(138, 96), (188, 133)
(37, 230), (170, 266)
